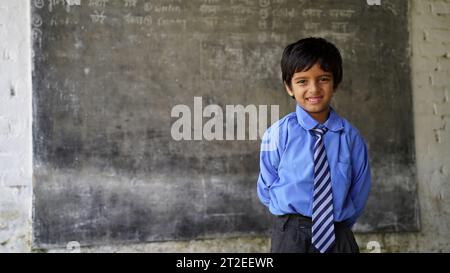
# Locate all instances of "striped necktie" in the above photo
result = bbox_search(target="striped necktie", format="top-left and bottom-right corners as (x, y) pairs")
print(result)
(310, 127), (335, 253)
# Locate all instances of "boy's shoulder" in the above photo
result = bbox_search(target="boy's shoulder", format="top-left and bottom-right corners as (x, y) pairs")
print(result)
(276, 111), (298, 127)
(263, 109), (367, 143)
(261, 111), (297, 146)
(264, 111), (297, 135)
(261, 110), (368, 152)
(338, 115), (368, 146)
(340, 116), (359, 133)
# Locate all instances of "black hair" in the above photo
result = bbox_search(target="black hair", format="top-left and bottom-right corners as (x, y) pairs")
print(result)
(281, 37), (343, 89)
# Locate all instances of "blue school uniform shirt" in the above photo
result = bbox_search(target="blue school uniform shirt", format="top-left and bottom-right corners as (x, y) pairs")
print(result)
(257, 105), (371, 228)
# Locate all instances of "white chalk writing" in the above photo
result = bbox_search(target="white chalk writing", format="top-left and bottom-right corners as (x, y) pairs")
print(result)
(302, 8), (322, 17)
(202, 17), (219, 28)
(367, 0), (381, 6)
(50, 15), (78, 26)
(304, 22), (320, 31)
(272, 8), (295, 18)
(157, 17), (187, 29)
(90, 10), (106, 24)
(258, 8), (269, 19)
(231, 5), (255, 15)
(124, 13), (152, 25)
(258, 0), (271, 30)
(89, 0), (109, 8)
(155, 5), (181, 13)
(124, 0), (138, 8)
(259, 0), (270, 8)
(230, 0), (254, 5)
(32, 28), (43, 48)
(232, 17), (248, 28)
(200, 5), (221, 15)
(66, 0), (81, 6)
(33, 14), (43, 27)
(47, 0), (66, 12)
(331, 22), (350, 33)
(34, 0), (45, 9)
(328, 9), (355, 18)
(145, 3), (182, 13)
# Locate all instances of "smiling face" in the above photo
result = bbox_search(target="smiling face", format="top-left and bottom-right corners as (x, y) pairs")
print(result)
(285, 62), (336, 124)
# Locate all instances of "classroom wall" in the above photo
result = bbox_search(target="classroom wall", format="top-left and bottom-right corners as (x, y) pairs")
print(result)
(0, 0), (33, 252)
(0, 0), (449, 252)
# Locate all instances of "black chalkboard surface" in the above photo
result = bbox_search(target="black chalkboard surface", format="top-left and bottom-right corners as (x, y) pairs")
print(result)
(32, 0), (418, 248)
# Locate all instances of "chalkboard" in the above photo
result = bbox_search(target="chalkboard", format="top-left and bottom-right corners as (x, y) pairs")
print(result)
(32, 0), (418, 248)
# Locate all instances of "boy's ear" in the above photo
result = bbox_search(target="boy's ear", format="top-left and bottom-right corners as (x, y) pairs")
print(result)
(284, 82), (295, 98)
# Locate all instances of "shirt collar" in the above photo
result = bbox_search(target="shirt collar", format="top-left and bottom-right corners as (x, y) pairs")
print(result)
(295, 104), (344, 132)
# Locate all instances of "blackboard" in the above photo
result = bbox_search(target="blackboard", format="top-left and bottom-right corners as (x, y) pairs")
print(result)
(32, 0), (418, 248)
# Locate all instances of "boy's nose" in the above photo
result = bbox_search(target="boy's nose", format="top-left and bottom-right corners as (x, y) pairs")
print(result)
(310, 82), (320, 92)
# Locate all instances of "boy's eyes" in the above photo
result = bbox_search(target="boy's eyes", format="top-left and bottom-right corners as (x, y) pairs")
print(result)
(296, 77), (331, 85)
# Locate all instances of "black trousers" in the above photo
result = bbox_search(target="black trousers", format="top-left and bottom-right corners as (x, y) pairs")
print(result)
(270, 214), (360, 253)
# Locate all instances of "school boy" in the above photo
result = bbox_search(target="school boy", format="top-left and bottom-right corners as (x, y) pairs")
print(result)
(257, 37), (371, 253)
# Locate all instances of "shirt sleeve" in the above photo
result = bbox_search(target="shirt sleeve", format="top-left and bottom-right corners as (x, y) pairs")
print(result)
(257, 124), (282, 208)
(346, 134), (371, 228)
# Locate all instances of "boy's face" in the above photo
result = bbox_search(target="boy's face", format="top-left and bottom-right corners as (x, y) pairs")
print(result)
(285, 62), (336, 123)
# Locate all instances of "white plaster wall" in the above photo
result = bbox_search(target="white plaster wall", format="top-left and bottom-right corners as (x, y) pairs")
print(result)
(0, 0), (33, 252)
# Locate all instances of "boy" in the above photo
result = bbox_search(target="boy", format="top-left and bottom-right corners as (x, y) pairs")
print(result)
(257, 37), (371, 253)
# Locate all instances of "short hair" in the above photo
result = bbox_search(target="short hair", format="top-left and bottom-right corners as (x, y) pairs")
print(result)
(281, 37), (343, 89)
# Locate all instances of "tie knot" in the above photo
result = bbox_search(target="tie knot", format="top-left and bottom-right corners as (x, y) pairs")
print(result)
(311, 127), (328, 138)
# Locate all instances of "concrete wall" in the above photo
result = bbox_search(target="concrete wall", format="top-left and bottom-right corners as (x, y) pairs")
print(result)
(0, 0), (449, 253)
(0, 0), (32, 252)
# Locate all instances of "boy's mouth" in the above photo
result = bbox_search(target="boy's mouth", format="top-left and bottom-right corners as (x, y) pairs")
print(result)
(305, 96), (323, 104)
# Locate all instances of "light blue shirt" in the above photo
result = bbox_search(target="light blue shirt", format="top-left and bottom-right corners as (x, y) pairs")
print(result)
(257, 105), (371, 228)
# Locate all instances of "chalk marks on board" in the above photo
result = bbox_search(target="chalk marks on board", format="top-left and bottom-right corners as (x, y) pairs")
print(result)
(124, 13), (153, 26)
(32, 14), (43, 28)
(90, 10), (106, 24)
(32, 1), (44, 52)
(200, 40), (281, 81)
(88, 0), (109, 9)
(30, 0), (359, 43)
(124, 0), (138, 8)
(34, 0), (45, 9)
